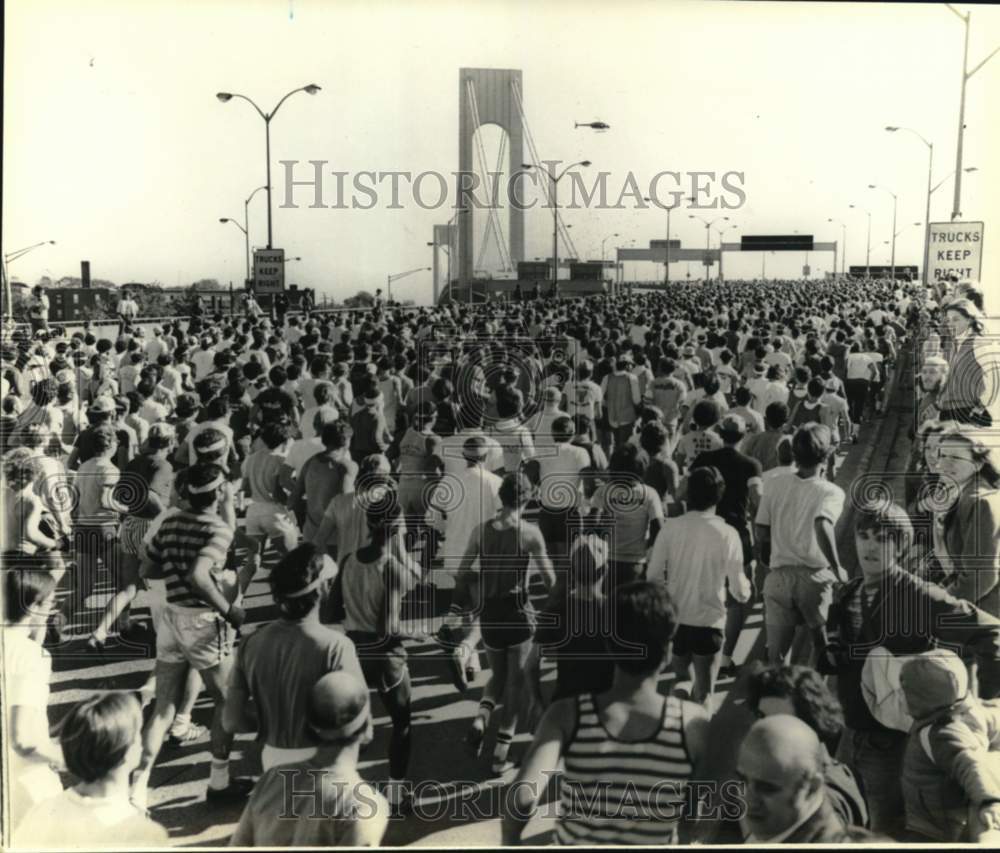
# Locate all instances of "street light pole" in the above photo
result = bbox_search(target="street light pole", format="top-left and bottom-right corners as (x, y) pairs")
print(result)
(945, 5), (999, 221)
(522, 160), (591, 292)
(387, 266), (431, 304)
(601, 233), (619, 286)
(216, 84), (321, 249)
(3, 240), (56, 325)
(886, 127), (934, 285)
(688, 214), (728, 282)
(220, 217), (249, 283)
(869, 184), (898, 281)
(849, 204), (872, 277)
(243, 184), (268, 285)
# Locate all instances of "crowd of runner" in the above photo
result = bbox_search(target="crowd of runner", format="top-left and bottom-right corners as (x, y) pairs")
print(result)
(2, 273), (998, 846)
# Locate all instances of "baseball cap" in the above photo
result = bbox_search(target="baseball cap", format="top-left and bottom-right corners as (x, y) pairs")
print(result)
(462, 435), (490, 461)
(89, 395), (116, 414)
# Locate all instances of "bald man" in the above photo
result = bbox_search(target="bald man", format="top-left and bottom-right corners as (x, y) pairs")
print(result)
(230, 670), (389, 847)
(735, 715), (848, 843)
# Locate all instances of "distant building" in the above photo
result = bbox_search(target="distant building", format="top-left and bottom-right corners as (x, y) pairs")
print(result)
(47, 288), (112, 322)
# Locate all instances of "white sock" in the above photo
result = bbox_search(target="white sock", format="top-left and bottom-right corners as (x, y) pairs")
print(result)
(209, 759), (230, 790)
(170, 713), (191, 734)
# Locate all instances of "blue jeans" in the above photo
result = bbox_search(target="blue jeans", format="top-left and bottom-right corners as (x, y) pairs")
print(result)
(836, 726), (906, 837)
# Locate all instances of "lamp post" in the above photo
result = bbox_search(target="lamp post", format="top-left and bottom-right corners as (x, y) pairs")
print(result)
(600, 232), (619, 270)
(869, 184), (898, 282)
(827, 218), (847, 276)
(643, 196), (686, 286)
(688, 214), (728, 281)
(387, 266), (431, 304)
(885, 127), (933, 285)
(239, 184), (268, 283)
(219, 217), (250, 283)
(600, 232), (619, 264)
(3, 240), (56, 325)
(943, 5), (999, 221)
(849, 204), (872, 278)
(522, 160), (591, 290)
(216, 84), (321, 249)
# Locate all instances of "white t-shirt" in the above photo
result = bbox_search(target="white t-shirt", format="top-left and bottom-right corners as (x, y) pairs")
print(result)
(286, 437), (324, 475)
(436, 467), (502, 562)
(15, 789), (169, 848)
(191, 348), (217, 381)
(754, 470), (845, 569)
(4, 628), (62, 833)
(647, 510), (749, 628)
(846, 352), (875, 380)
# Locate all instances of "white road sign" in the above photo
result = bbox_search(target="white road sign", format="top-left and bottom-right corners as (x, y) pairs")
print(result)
(253, 248), (285, 292)
(928, 221), (984, 282)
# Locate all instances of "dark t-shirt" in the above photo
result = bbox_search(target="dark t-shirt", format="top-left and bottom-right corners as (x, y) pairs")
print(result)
(233, 618), (364, 748)
(536, 591), (614, 701)
(120, 453), (174, 518)
(692, 445), (761, 525)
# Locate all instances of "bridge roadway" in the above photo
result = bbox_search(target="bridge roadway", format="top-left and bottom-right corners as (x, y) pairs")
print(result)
(32, 344), (916, 846)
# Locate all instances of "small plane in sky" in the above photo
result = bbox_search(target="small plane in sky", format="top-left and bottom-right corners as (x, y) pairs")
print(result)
(575, 121), (610, 131)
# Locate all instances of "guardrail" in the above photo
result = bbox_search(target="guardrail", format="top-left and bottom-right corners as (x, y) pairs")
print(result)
(3, 304), (429, 339)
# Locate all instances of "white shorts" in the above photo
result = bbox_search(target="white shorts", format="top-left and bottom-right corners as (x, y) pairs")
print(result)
(146, 578), (167, 633)
(156, 603), (233, 671)
(245, 502), (299, 547)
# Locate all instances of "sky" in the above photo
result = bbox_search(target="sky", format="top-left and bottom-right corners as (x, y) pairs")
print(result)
(4, 0), (999, 303)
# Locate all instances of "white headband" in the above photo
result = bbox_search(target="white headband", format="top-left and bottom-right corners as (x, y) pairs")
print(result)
(282, 556), (337, 599)
(310, 703), (369, 741)
(187, 473), (225, 494)
(195, 438), (226, 454)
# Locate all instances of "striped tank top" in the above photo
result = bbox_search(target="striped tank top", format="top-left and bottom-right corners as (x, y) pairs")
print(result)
(556, 693), (694, 845)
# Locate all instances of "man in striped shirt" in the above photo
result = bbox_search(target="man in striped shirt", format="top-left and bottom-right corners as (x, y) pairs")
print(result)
(132, 462), (251, 807)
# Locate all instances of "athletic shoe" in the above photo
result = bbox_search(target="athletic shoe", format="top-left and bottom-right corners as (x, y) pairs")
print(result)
(205, 777), (255, 803)
(466, 716), (486, 757)
(167, 721), (209, 747)
(447, 644), (470, 693)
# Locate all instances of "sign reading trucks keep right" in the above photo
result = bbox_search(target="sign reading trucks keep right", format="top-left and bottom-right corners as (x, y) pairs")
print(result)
(929, 221), (984, 282)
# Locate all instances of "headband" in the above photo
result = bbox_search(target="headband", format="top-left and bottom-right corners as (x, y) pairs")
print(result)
(187, 473), (225, 494)
(310, 703), (370, 742)
(195, 438), (226, 454)
(282, 556), (337, 599)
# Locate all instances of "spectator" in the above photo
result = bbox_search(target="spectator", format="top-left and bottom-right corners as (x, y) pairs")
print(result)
(15, 693), (168, 847)
(820, 501), (1000, 836)
(733, 716), (849, 843)
(745, 663), (869, 829)
(900, 649), (1000, 842)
